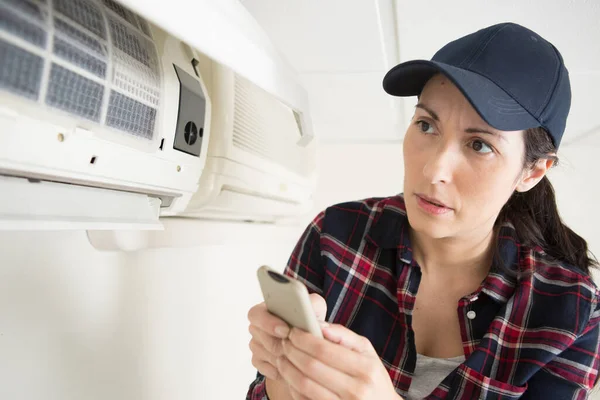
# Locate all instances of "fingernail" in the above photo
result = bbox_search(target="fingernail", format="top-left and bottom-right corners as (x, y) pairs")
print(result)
(275, 326), (289, 338)
(319, 321), (329, 328)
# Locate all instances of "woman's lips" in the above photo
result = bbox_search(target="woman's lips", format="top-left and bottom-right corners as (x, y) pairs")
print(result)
(416, 194), (453, 215)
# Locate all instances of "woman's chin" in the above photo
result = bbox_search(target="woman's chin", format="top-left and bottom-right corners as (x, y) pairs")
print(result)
(406, 209), (455, 240)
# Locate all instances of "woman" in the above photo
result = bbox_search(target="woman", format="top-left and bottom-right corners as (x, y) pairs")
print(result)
(246, 22), (600, 400)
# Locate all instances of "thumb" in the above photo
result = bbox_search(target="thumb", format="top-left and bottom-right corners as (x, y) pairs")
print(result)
(321, 323), (376, 355)
(309, 293), (327, 322)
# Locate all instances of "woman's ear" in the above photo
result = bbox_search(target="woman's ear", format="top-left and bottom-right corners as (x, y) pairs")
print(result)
(516, 158), (554, 193)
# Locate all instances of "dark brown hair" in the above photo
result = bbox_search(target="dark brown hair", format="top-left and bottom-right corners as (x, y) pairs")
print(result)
(495, 127), (598, 275)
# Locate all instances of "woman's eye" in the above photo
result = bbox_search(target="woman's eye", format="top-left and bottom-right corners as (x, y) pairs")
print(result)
(471, 140), (493, 154)
(417, 121), (435, 134)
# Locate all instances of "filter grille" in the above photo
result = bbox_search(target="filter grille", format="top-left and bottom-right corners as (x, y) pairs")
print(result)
(54, 18), (105, 55)
(0, 5), (47, 47)
(46, 63), (104, 121)
(0, 0), (161, 140)
(53, 37), (107, 78)
(106, 90), (156, 138)
(0, 40), (44, 99)
(54, 0), (106, 39)
(3, 0), (45, 19)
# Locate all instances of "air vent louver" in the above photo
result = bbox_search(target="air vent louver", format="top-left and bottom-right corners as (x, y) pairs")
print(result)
(233, 73), (314, 176)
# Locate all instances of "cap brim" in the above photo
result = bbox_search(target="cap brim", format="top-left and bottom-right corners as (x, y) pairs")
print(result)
(383, 60), (540, 132)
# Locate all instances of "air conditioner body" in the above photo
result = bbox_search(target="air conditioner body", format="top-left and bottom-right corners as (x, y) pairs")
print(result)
(0, 0), (317, 230)
(174, 63), (316, 223)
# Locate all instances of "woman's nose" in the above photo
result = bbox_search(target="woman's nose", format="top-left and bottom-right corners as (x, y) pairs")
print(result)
(422, 143), (457, 185)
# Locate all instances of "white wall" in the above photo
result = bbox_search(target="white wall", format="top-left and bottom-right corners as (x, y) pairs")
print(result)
(1, 140), (599, 400)
(0, 231), (291, 400)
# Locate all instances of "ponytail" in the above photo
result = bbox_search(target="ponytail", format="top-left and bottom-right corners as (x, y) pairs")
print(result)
(496, 128), (598, 275)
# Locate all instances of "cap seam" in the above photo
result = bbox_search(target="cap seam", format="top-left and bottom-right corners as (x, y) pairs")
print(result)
(535, 44), (562, 119)
(454, 65), (540, 125)
(462, 24), (511, 69)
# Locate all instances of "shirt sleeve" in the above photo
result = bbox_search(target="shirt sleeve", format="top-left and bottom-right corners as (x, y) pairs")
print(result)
(521, 289), (600, 399)
(282, 210), (326, 295)
(245, 373), (269, 400)
(245, 211), (326, 399)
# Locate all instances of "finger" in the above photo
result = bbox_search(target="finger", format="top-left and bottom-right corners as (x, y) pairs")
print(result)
(282, 338), (354, 398)
(288, 326), (373, 377)
(277, 356), (339, 400)
(248, 302), (290, 338)
(288, 385), (311, 400)
(252, 357), (280, 381)
(249, 338), (280, 380)
(249, 337), (279, 368)
(309, 293), (327, 322)
(321, 323), (376, 355)
(249, 324), (284, 358)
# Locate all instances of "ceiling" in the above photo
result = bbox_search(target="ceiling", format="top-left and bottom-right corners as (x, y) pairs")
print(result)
(241, 0), (600, 146)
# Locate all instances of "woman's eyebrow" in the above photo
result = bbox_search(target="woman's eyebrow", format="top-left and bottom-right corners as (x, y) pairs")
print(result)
(416, 102), (507, 142)
(464, 127), (507, 142)
(415, 103), (439, 121)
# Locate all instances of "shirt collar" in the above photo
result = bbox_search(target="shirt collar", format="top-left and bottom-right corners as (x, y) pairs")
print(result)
(365, 194), (520, 304)
(364, 194), (414, 262)
(480, 222), (520, 303)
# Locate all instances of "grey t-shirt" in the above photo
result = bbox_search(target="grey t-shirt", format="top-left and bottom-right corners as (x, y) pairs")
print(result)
(405, 353), (466, 400)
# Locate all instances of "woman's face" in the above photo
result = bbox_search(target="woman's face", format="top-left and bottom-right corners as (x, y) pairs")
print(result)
(403, 74), (530, 240)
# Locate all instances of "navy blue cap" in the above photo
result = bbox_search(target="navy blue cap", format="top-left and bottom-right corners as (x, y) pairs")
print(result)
(383, 23), (571, 148)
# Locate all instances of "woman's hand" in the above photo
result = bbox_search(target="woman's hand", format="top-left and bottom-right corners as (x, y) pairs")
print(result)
(247, 293), (327, 382)
(277, 322), (404, 400)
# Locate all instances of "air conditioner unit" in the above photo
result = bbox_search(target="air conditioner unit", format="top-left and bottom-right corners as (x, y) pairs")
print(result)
(0, 0), (317, 230)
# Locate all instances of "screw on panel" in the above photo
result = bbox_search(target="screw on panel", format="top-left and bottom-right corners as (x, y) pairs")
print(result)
(177, 165), (181, 172)
(57, 133), (65, 142)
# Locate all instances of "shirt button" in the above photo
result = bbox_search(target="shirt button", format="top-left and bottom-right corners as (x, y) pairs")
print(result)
(467, 310), (476, 320)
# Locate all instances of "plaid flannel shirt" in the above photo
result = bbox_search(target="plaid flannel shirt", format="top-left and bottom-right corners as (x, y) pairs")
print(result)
(247, 195), (600, 399)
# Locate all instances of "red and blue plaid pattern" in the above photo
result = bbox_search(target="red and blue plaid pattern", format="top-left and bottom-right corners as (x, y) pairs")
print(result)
(247, 195), (600, 399)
